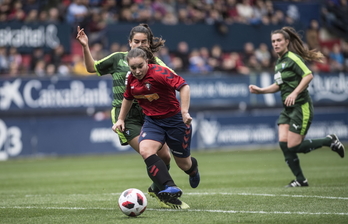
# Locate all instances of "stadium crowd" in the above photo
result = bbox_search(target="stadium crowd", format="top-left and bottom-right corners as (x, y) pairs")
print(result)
(0, 0), (347, 77)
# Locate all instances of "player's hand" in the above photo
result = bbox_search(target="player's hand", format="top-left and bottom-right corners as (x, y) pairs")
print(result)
(284, 92), (298, 107)
(76, 26), (88, 47)
(112, 120), (125, 133)
(182, 112), (192, 125)
(249, 85), (262, 94)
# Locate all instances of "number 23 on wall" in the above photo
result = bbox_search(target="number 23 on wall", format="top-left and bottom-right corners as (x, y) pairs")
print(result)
(0, 119), (22, 161)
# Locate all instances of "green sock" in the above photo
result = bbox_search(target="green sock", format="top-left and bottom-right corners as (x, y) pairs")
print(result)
(279, 142), (306, 181)
(290, 137), (332, 154)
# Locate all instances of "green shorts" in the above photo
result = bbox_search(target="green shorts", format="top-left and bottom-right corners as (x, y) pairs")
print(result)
(111, 103), (145, 145)
(277, 102), (313, 135)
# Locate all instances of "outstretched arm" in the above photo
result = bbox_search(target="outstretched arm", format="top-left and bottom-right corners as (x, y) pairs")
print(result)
(76, 26), (96, 73)
(249, 83), (280, 94)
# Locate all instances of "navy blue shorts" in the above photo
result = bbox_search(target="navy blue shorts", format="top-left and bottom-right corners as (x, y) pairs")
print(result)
(139, 112), (192, 158)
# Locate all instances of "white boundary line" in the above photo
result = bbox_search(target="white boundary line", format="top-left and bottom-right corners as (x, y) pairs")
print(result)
(185, 192), (348, 200)
(2, 192), (348, 216)
(0, 206), (347, 216)
(15, 192), (348, 200)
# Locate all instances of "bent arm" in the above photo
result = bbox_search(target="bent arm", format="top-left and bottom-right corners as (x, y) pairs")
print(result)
(82, 45), (96, 73)
(283, 73), (313, 107)
(293, 74), (313, 95)
(76, 26), (96, 73)
(118, 98), (134, 121)
(112, 98), (133, 132)
(179, 85), (192, 125)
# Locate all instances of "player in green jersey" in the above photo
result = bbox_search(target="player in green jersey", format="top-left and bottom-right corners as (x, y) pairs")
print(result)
(249, 26), (345, 187)
(76, 24), (189, 208)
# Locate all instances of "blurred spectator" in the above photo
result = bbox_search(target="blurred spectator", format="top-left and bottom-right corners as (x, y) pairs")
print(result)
(34, 59), (47, 77)
(177, 8), (192, 24)
(50, 44), (67, 69)
(252, 0), (268, 24)
(47, 7), (62, 23)
(38, 9), (48, 23)
(0, 0), (11, 16)
(0, 47), (9, 74)
(101, 0), (120, 16)
(57, 62), (71, 77)
(286, 4), (300, 21)
(71, 54), (91, 75)
(209, 44), (224, 71)
(171, 56), (184, 72)
(224, 0), (239, 24)
(46, 63), (57, 76)
(119, 7), (133, 22)
(8, 47), (22, 70)
(254, 43), (271, 69)
(341, 40), (348, 71)
(66, 0), (88, 26)
(22, 0), (40, 14)
(8, 2), (25, 23)
(88, 10), (107, 45)
(109, 42), (121, 53)
(8, 61), (20, 77)
(222, 52), (249, 75)
(240, 42), (255, 65)
(261, 14), (271, 25)
(157, 47), (173, 68)
(306, 19), (321, 50)
(246, 55), (263, 73)
(188, 49), (213, 74)
(90, 42), (107, 61)
(271, 10), (285, 25)
(329, 43), (344, 71)
(199, 47), (211, 65)
(24, 9), (38, 23)
(30, 48), (45, 72)
(136, 0), (152, 23)
(8, 1), (24, 22)
(162, 12), (178, 25)
(205, 9), (223, 25)
(236, 0), (253, 24)
(173, 41), (190, 71)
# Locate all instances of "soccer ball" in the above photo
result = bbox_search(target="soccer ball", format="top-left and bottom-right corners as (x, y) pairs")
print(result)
(118, 188), (147, 217)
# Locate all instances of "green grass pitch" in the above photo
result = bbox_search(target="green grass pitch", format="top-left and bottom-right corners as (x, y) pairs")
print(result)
(1, 147), (347, 224)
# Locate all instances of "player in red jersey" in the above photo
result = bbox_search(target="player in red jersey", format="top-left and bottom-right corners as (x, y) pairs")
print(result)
(112, 47), (200, 203)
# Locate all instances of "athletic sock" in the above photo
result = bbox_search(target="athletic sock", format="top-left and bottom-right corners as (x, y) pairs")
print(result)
(152, 164), (171, 192)
(279, 142), (306, 181)
(145, 154), (175, 189)
(184, 157), (198, 176)
(289, 137), (332, 154)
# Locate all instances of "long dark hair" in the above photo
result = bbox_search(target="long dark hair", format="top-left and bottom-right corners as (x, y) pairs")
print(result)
(128, 23), (165, 53)
(271, 26), (324, 62)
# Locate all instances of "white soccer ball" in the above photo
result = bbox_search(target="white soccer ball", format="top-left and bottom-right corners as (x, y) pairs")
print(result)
(118, 188), (147, 217)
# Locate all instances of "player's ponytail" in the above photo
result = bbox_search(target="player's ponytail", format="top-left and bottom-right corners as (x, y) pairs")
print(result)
(272, 26), (324, 63)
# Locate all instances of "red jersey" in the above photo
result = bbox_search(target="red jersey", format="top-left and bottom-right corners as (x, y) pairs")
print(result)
(124, 64), (188, 119)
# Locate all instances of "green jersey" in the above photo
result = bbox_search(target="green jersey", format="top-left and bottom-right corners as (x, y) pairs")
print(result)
(274, 51), (312, 107)
(94, 52), (167, 107)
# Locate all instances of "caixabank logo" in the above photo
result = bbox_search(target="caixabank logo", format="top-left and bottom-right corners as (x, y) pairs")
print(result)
(0, 78), (112, 111)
